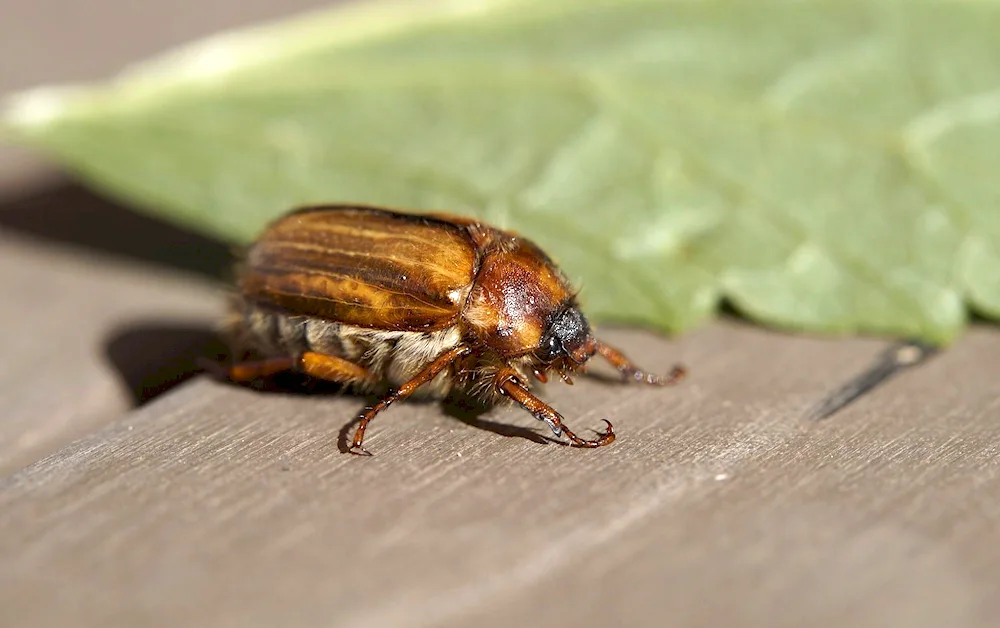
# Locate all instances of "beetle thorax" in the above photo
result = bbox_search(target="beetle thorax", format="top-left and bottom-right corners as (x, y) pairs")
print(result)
(462, 243), (574, 358)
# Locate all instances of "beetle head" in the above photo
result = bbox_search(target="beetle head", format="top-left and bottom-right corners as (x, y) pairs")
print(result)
(537, 304), (596, 366)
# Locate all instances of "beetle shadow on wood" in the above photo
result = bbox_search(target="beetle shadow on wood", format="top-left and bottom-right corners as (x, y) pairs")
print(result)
(103, 321), (230, 404)
(440, 393), (556, 446)
(0, 181), (235, 280)
(103, 320), (348, 405)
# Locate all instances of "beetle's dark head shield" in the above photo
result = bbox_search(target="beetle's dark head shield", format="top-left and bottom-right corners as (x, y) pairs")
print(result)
(537, 304), (596, 365)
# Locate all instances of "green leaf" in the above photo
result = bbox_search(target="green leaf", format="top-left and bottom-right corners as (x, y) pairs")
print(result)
(3, 0), (999, 344)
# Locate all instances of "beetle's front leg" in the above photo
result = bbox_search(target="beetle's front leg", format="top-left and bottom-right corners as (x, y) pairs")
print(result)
(595, 341), (686, 386)
(495, 370), (614, 448)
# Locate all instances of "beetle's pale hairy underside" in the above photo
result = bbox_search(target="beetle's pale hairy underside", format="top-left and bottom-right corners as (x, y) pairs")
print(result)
(220, 204), (685, 455)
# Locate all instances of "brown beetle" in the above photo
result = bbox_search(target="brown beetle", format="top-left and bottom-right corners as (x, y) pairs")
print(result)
(221, 204), (684, 455)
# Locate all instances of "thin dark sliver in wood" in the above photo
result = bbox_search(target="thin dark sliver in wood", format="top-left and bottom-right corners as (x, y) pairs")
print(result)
(806, 339), (940, 421)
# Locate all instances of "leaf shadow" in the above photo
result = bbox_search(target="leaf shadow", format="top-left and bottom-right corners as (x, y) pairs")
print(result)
(0, 180), (235, 280)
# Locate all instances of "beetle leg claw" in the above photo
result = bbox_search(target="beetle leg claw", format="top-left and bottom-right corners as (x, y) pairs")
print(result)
(563, 419), (615, 448)
(348, 444), (373, 457)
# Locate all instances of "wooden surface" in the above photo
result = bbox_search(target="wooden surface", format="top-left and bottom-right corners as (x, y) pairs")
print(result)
(3, 2), (1000, 627)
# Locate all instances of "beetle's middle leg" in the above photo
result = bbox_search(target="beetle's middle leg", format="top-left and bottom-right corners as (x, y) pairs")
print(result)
(349, 345), (472, 457)
(496, 371), (615, 448)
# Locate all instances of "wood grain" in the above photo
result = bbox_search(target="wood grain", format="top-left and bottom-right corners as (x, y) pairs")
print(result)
(2, 324), (999, 628)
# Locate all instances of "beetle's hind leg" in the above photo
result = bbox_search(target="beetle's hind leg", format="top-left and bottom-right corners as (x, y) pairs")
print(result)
(595, 341), (686, 387)
(220, 351), (371, 385)
(218, 356), (297, 382)
(496, 372), (615, 448)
